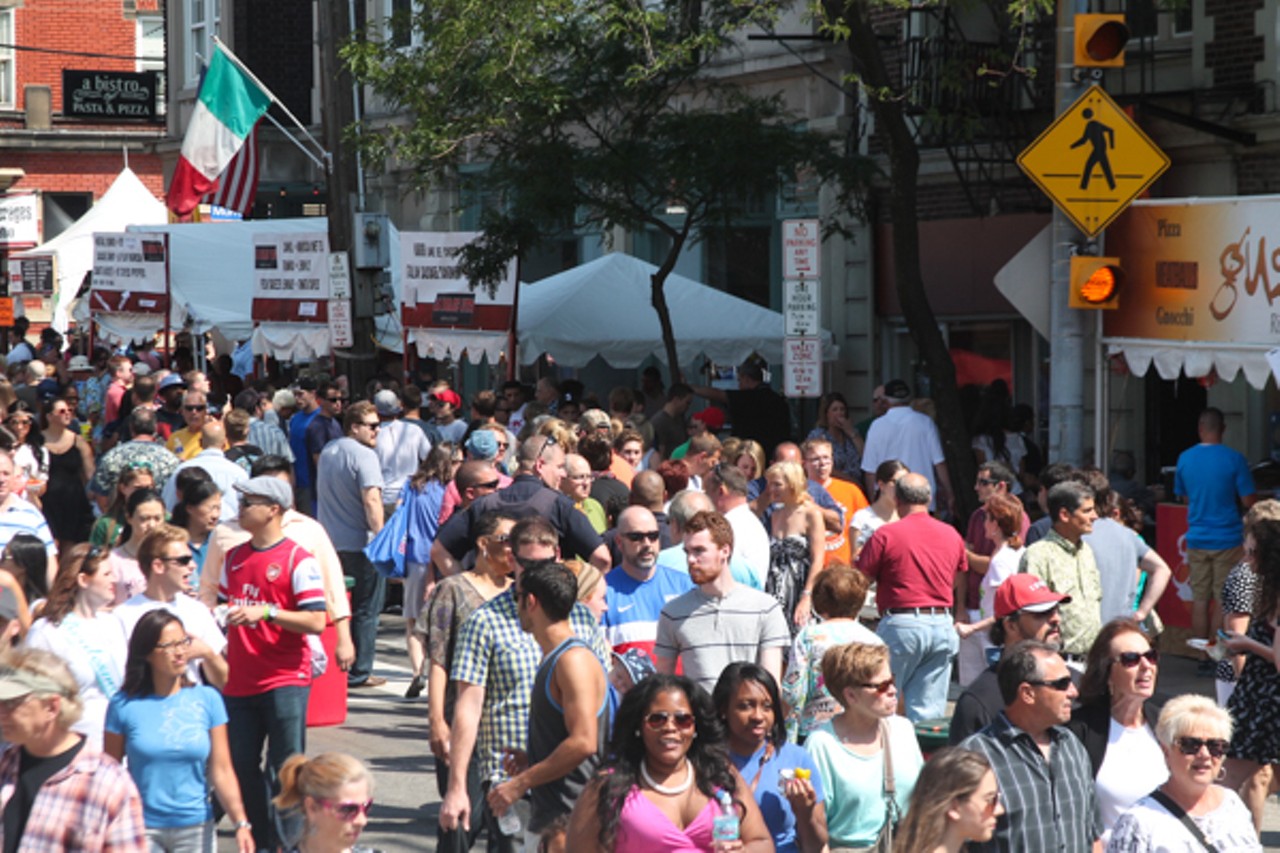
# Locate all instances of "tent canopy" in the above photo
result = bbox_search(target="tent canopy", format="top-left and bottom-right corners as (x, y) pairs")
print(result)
(14, 168), (168, 331)
(515, 253), (837, 368)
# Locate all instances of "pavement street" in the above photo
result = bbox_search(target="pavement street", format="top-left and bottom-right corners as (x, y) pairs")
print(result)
(224, 614), (1280, 852)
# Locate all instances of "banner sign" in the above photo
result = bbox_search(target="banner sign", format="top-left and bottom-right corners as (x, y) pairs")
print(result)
(90, 232), (168, 313)
(251, 232), (330, 323)
(62, 70), (160, 121)
(11, 255), (55, 295)
(0, 194), (40, 249)
(399, 231), (515, 329)
(1105, 199), (1280, 343)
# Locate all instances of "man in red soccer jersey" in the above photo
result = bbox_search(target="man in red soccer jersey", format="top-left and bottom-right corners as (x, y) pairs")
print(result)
(218, 476), (327, 851)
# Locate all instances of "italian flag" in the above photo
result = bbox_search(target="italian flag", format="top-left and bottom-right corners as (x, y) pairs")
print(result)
(166, 45), (272, 217)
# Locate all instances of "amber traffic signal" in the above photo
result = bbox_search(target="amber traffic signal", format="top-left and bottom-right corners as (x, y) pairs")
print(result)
(1075, 14), (1129, 67)
(1070, 256), (1123, 309)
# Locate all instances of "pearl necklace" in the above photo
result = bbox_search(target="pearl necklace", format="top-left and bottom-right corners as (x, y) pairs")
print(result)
(640, 758), (693, 795)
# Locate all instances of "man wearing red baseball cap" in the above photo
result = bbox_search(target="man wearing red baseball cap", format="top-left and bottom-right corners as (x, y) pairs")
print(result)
(429, 387), (467, 444)
(949, 574), (1073, 744)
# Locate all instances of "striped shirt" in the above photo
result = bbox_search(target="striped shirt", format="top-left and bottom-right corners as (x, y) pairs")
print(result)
(0, 496), (54, 555)
(654, 584), (790, 692)
(960, 712), (1101, 853)
(451, 590), (608, 781)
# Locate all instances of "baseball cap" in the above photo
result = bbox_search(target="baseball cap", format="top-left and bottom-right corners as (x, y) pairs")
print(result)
(158, 373), (186, 392)
(692, 407), (726, 430)
(373, 389), (402, 417)
(431, 388), (462, 409)
(293, 375), (320, 393)
(994, 574), (1071, 619)
(234, 476), (294, 509)
(465, 429), (499, 460)
(0, 666), (67, 701)
(883, 379), (911, 403)
(578, 409), (611, 432)
(133, 362), (152, 377)
(612, 648), (656, 685)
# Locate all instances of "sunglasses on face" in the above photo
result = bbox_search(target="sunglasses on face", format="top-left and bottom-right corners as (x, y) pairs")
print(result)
(361, 421), (380, 429)
(622, 530), (661, 543)
(475, 479), (501, 490)
(326, 396), (347, 403)
(1027, 675), (1073, 691)
(321, 799), (374, 820)
(644, 711), (696, 731)
(1175, 737), (1229, 758)
(160, 555), (194, 566)
(859, 676), (896, 694)
(183, 405), (207, 412)
(1114, 649), (1159, 667)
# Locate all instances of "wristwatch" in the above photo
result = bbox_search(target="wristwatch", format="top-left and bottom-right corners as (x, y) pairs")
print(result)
(233, 821), (252, 831)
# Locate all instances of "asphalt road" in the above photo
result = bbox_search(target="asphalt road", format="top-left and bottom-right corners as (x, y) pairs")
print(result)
(224, 614), (1280, 852)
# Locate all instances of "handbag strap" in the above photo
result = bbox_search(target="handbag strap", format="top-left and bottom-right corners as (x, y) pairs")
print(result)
(880, 719), (895, 795)
(1150, 790), (1219, 853)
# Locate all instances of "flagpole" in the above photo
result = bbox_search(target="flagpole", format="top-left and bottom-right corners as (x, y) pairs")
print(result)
(261, 112), (328, 172)
(211, 36), (329, 164)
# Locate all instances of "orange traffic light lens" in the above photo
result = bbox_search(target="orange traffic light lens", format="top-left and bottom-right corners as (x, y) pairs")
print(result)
(1086, 21), (1129, 62)
(1081, 267), (1119, 303)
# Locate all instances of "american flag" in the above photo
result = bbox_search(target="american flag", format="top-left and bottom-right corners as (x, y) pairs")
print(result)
(205, 120), (260, 217)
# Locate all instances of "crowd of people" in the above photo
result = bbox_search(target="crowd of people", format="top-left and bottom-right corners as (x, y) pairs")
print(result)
(0, 326), (1270, 853)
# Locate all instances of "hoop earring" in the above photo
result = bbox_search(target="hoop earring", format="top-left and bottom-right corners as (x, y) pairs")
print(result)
(1217, 766), (1226, 782)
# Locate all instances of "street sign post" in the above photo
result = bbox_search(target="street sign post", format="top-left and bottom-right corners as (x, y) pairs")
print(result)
(1017, 85), (1169, 237)
(784, 278), (820, 337)
(783, 337), (822, 398)
(782, 219), (820, 280)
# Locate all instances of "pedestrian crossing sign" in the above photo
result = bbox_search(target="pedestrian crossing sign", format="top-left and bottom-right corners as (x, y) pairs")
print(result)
(1018, 85), (1170, 238)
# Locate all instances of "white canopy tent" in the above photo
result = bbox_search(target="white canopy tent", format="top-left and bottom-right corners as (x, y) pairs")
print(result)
(76, 218), (339, 361)
(515, 253), (837, 367)
(13, 168), (168, 332)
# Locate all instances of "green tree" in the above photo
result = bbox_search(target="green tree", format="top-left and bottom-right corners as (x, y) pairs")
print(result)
(344, 0), (843, 379)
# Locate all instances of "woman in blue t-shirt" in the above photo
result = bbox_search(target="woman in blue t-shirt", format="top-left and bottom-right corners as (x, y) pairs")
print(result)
(104, 609), (255, 853)
(713, 662), (829, 853)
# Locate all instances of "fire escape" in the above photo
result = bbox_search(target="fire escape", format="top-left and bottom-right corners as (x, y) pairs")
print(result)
(897, 5), (1056, 218)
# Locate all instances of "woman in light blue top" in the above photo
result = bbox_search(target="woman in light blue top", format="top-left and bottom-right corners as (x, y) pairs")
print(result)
(105, 608), (254, 853)
(804, 642), (923, 849)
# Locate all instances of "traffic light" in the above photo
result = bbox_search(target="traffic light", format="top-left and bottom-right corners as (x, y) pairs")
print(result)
(1070, 256), (1124, 309)
(1074, 14), (1129, 68)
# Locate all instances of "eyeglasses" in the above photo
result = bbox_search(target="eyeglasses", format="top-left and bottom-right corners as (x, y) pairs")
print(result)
(969, 790), (1002, 815)
(538, 434), (559, 460)
(976, 477), (998, 487)
(622, 530), (661, 543)
(320, 799), (374, 821)
(1027, 675), (1073, 691)
(0, 692), (33, 712)
(1114, 649), (1159, 667)
(161, 555), (194, 566)
(475, 479), (501, 490)
(644, 711), (696, 731)
(4, 418), (30, 427)
(241, 498), (276, 508)
(155, 637), (193, 652)
(859, 676), (896, 694)
(183, 405), (207, 412)
(1175, 737), (1229, 758)
(361, 421), (380, 429)
(326, 396), (348, 404)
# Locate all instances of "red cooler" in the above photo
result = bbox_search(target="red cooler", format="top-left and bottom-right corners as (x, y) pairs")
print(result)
(307, 619), (348, 727)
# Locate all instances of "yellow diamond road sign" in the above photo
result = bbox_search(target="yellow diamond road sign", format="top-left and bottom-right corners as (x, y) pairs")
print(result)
(1018, 86), (1170, 237)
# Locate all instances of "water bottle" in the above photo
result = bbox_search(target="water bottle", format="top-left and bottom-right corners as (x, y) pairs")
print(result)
(492, 772), (524, 836)
(711, 790), (739, 843)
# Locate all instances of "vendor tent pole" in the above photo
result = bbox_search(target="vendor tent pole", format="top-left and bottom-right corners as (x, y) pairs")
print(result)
(163, 234), (172, 360)
(1094, 309), (1104, 470)
(506, 257), (522, 381)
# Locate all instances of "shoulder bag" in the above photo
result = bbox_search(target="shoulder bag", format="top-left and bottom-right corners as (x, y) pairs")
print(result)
(831, 719), (899, 853)
(1149, 789), (1219, 853)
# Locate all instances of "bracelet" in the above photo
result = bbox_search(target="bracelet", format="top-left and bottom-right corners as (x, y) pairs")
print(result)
(233, 820), (252, 831)
(264, 605), (277, 623)
(799, 590), (812, 598)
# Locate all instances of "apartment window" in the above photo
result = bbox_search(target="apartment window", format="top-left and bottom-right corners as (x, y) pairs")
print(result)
(1172, 3), (1193, 36)
(137, 15), (166, 115)
(0, 11), (13, 110)
(186, 0), (221, 88)
(386, 0), (419, 49)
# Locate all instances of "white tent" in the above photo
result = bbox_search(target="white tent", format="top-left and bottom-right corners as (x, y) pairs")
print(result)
(13, 168), (168, 331)
(515, 252), (838, 367)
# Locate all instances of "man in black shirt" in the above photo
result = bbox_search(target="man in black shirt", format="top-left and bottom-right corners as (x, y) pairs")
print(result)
(691, 361), (792, 458)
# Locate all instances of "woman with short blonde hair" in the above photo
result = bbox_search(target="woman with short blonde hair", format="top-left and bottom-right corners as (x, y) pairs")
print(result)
(275, 752), (379, 853)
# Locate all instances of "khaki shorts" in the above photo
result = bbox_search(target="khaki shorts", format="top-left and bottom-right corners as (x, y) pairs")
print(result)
(1188, 546), (1242, 602)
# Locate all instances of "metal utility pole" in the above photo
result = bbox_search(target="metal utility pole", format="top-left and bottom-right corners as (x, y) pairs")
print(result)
(317, 0), (378, 392)
(1047, 0), (1089, 466)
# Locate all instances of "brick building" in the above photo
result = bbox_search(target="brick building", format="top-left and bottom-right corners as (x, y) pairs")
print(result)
(0, 0), (166, 265)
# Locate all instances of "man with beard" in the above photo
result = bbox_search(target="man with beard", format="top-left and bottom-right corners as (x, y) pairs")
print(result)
(600, 507), (692, 658)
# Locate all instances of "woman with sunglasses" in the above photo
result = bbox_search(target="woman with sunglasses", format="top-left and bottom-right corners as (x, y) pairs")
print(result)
(892, 747), (1003, 853)
(1066, 618), (1166, 842)
(1107, 694), (1261, 852)
(40, 393), (95, 548)
(24, 543), (124, 748)
(803, 642), (922, 851)
(6, 400), (47, 507)
(90, 462), (155, 547)
(104, 609), (254, 853)
(274, 752), (380, 853)
(713, 663), (828, 853)
(567, 673), (772, 852)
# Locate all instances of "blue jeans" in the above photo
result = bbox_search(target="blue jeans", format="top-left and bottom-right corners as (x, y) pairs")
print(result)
(340, 550), (386, 685)
(876, 613), (958, 722)
(225, 685), (309, 851)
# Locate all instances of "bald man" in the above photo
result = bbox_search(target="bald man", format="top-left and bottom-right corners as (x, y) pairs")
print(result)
(604, 470), (674, 566)
(161, 420), (249, 519)
(601, 506), (693, 657)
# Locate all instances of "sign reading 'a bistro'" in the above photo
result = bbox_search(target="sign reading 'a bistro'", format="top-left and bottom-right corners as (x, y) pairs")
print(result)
(62, 70), (159, 121)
